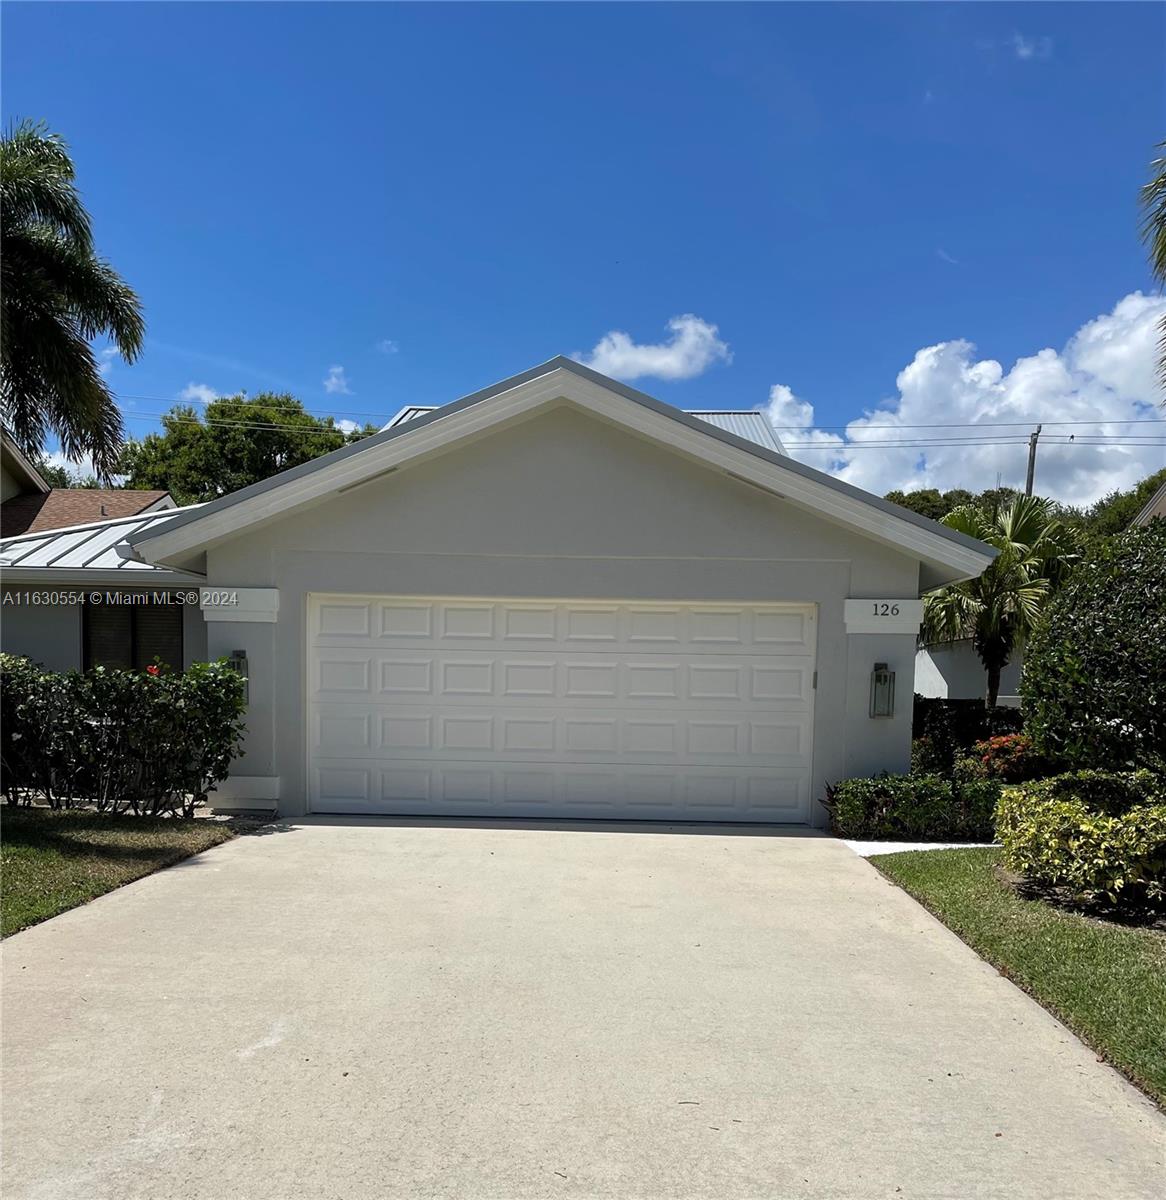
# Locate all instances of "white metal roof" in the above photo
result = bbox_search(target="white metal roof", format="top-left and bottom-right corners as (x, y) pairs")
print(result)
(0, 505), (206, 582)
(383, 404), (786, 453)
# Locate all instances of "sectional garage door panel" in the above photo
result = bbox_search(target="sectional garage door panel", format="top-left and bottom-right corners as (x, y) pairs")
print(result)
(308, 597), (816, 821)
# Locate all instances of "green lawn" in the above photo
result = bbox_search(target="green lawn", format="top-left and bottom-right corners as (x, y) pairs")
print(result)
(1, 807), (237, 937)
(871, 847), (1166, 1107)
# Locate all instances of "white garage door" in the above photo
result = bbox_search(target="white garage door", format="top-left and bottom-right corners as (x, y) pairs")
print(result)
(307, 596), (817, 822)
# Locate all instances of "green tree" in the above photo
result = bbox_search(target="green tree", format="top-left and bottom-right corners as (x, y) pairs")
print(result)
(1022, 520), (1166, 769)
(1069, 466), (1166, 543)
(118, 394), (377, 504)
(1, 121), (143, 476)
(921, 495), (1080, 706)
(1140, 139), (1166, 391)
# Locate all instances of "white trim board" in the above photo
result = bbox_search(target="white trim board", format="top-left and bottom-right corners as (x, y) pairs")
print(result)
(127, 359), (995, 590)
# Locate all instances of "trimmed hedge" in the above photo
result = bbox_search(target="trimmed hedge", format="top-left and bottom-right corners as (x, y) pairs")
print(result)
(824, 773), (1002, 841)
(0, 654), (246, 818)
(1021, 521), (1166, 770)
(996, 771), (1166, 909)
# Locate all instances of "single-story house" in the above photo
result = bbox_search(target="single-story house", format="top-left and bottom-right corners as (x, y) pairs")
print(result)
(0, 358), (994, 825)
(1, 428), (175, 537)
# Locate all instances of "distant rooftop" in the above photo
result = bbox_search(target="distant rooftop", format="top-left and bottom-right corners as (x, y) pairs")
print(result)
(382, 405), (786, 454)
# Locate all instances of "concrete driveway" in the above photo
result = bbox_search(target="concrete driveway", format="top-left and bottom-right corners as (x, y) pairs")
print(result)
(2, 820), (1163, 1200)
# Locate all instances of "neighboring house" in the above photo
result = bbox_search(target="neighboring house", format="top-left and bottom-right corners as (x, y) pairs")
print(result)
(0, 508), (207, 674)
(1132, 478), (1166, 526)
(1, 428), (175, 537)
(1, 430), (51, 503)
(1, 358), (994, 824)
(914, 641), (1023, 707)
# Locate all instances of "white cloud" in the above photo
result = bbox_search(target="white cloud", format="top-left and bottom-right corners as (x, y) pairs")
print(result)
(376, 339), (399, 355)
(96, 346), (119, 377)
(936, 248), (959, 266)
(178, 382), (220, 405)
(764, 292), (1166, 508)
(578, 314), (731, 381)
(1011, 33), (1052, 61)
(335, 418), (359, 435)
(323, 365), (352, 395)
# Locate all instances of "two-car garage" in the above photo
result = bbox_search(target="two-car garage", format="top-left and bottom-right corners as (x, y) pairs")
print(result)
(308, 595), (817, 822)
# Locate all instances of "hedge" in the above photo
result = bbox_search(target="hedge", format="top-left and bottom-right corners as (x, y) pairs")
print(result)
(0, 654), (246, 818)
(1021, 521), (1166, 770)
(824, 773), (1002, 841)
(996, 771), (1166, 909)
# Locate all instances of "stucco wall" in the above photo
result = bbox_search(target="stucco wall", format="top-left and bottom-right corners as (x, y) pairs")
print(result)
(0, 589), (208, 670)
(915, 641), (1022, 702)
(203, 407), (923, 824)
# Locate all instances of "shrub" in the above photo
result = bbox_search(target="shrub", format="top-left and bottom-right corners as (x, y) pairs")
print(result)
(824, 773), (1002, 841)
(1022, 521), (1166, 770)
(969, 733), (1051, 783)
(0, 654), (246, 817)
(996, 771), (1166, 908)
(912, 695), (1024, 749)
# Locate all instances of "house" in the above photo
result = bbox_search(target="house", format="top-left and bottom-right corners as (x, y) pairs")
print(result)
(1, 358), (994, 824)
(1132, 478), (1166, 526)
(1, 429), (175, 537)
(914, 641), (1022, 707)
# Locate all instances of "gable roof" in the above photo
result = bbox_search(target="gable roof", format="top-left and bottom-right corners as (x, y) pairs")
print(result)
(1132, 478), (1166, 527)
(385, 403), (786, 454)
(1, 430), (50, 496)
(1, 488), (173, 538)
(0, 506), (205, 584)
(127, 356), (995, 590)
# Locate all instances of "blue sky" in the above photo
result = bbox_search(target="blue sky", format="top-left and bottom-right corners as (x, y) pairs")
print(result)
(4, 1), (1164, 503)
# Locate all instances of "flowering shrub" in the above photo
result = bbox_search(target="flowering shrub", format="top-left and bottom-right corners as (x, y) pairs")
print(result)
(969, 733), (1051, 783)
(0, 654), (246, 818)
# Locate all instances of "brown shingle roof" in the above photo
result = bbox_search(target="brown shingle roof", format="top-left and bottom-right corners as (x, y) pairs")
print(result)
(0, 489), (172, 537)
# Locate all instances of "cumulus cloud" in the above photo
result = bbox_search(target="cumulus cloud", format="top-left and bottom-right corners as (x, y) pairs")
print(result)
(335, 418), (359, 435)
(96, 346), (119, 377)
(578, 314), (731, 381)
(764, 292), (1166, 508)
(178, 382), (220, 405)
(323, 365), (352, 395)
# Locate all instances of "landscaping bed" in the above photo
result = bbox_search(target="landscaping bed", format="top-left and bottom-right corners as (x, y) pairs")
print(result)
(871, 846), (1166, 1107)
(1, 807), (237, 936)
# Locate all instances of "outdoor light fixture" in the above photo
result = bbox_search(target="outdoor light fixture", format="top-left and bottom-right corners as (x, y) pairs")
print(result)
(869, 662), (895, 718)
(228, 650), (249, 703)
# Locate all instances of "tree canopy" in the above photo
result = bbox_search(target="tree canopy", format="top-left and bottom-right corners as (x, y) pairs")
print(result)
(0, 121), (143, 477)
(117, 394), (378, 504)
(921, 495), (1080, 706)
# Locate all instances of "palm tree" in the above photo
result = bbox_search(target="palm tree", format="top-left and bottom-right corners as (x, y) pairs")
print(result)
(1140, 140), (1166, 393)
(1, 121), (143, 477)
(921, 495), (1079, 707)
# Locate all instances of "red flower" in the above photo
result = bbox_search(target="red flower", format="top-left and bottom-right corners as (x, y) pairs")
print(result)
(146, 664), (160, 677)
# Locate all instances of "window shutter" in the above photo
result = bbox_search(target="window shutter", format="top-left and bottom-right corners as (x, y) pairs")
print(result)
(84, 605), (134, 670)
(134, 604), (184, 671)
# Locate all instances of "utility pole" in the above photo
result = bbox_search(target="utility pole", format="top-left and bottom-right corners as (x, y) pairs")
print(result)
(1025, 424), (1042, 496)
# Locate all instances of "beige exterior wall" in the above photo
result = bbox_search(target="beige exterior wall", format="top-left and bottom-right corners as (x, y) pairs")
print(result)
(205, 407), (923, 824)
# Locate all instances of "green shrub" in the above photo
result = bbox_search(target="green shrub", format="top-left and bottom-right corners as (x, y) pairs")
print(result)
(824, 773), (1001, 841)
(912, 695), (1024, 748)
(996, 772), (1166, 908)
(1022, 521), (1166, 769)
(0, 654), (246, 818)
(969, 733), (1051, 783)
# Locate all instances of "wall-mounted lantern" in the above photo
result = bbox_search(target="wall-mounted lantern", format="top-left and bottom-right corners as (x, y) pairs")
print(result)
(869, 662), (895, 718)
(227, 650), (249, 703)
